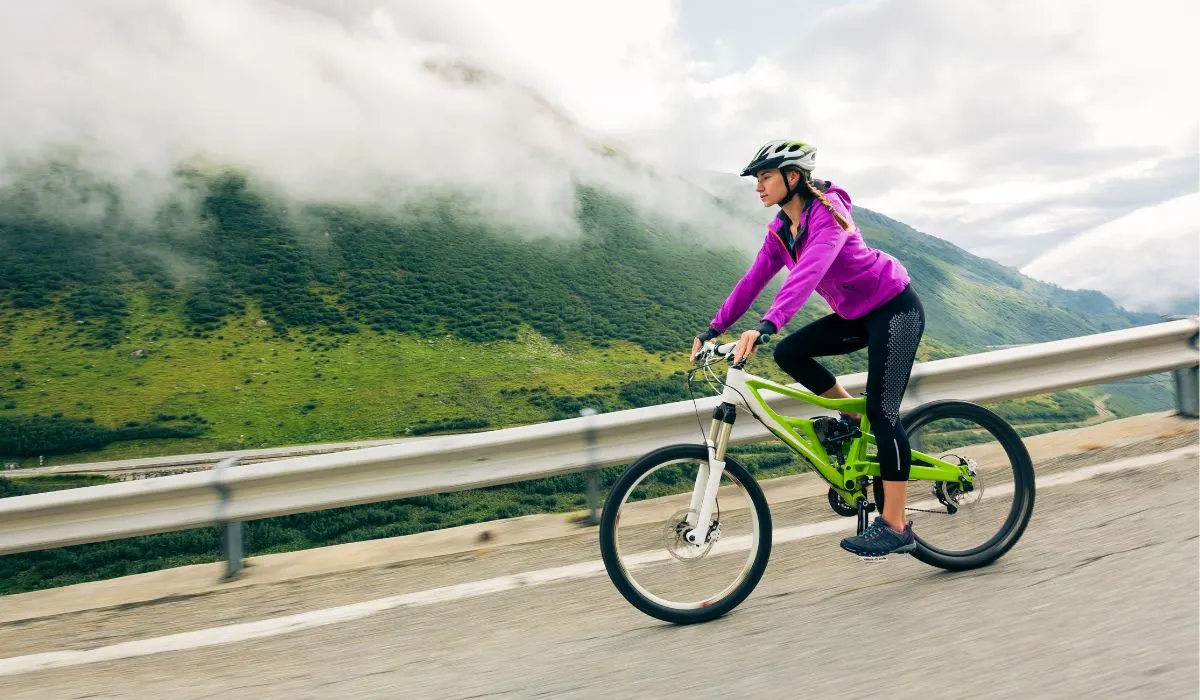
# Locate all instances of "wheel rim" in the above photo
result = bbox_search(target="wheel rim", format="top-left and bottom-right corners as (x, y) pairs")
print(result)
(612, 457), (763, 612)
(902, 411), (1029, 557)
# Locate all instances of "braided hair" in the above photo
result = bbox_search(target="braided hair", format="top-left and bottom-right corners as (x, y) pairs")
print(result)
(782, 167), (852, 231)
(805, 178), (852, 231)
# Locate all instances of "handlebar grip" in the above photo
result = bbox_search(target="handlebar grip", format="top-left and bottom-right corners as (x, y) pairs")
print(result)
(758, 334), (771, 345)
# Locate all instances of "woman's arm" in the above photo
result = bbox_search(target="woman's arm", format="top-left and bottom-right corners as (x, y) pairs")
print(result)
(709, 236), (784, 334)
(761, 207), (848, 331)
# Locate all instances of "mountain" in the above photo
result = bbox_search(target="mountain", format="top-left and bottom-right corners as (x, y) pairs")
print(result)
(0, 159), (1170, 465)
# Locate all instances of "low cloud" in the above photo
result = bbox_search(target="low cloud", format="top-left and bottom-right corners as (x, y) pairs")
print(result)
(0, 1), (751, 244)
(948, 153), (1200, 268)
(1, 0), (1195, 303)
(1022, 193), (1199, 313)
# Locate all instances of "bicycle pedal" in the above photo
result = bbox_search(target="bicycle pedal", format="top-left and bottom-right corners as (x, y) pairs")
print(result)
(857, 554), (889, 563)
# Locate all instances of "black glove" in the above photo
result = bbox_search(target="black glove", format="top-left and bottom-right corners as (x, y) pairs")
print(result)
(697, 327), (720, 342)
(755, 320), (777, 337)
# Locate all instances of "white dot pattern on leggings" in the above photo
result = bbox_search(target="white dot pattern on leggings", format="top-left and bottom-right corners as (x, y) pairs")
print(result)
(881, 309), (923, 425)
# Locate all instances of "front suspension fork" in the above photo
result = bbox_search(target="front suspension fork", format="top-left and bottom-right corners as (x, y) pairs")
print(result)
(685, 403), (736, 545)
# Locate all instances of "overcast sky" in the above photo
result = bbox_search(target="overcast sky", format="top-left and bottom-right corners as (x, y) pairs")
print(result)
(0, 0), (1196, 311)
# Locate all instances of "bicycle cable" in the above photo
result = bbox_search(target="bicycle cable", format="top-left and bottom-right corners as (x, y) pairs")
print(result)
(686, 368), (708, 443)
(686, 346), (761, 442)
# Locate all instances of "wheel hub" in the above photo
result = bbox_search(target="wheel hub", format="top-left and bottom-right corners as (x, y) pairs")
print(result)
(933, 457), (983, 513)
(664, 508), (716, 561)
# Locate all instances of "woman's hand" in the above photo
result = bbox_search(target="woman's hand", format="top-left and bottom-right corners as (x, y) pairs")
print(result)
(733, 329), (761, 364)
(692, 327), (720, 361)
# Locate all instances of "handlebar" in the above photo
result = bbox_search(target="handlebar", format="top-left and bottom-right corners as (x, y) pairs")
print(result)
(698, 333), (772, 364)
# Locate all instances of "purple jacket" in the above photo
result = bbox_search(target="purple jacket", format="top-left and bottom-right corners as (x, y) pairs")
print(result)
(710, 183), (910, 333)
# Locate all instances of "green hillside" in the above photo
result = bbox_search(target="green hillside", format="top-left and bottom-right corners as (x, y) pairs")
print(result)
(0, 165), (1170, 467)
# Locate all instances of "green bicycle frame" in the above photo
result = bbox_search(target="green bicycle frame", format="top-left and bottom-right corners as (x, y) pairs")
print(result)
(681, 342), (975, 547)
(731, 368), (973, 499)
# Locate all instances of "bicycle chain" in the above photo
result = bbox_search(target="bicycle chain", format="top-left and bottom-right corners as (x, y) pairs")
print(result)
(905, 506), (951, 515)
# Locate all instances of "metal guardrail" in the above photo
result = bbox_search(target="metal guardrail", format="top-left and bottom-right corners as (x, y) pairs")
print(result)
(0, 318), (1196, 559)
(2, 437), (431, 478)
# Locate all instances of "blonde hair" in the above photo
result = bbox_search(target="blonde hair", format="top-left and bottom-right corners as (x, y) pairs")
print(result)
(784, 168), (852, 231)
(805, 179), (852, 231)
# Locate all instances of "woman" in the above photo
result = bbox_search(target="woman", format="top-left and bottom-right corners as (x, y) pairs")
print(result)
(691, 139), (926, 558)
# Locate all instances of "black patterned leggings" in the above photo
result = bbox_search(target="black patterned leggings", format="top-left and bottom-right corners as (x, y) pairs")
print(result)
(772, 285), (925, 481)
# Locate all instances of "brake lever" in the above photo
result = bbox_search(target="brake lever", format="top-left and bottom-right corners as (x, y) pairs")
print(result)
(729, 334), (772, 367)
(692, 340), (719, 365)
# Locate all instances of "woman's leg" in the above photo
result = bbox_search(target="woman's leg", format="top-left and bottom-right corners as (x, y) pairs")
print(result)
(772, 313), (868, 397)
(862, 287), (926, 529)
(839, 286), (926, 557)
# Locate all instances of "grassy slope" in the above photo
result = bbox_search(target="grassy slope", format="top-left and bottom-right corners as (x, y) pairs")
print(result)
(0, 171), (1173, 466)
(1, 296), (728, 466)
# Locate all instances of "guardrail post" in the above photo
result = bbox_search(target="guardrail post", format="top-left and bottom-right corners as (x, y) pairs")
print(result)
(212, 457), (244, 580)
(1175, 366), (1199, 418)
(580, 407), (600, 526)
(1163, 317), (1199, 418)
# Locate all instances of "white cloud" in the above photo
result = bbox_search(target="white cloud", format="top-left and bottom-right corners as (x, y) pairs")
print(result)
(0, 0), (714, 237)
(0, 0), (1195, 307)
(1021, 193), (1199, 313)
(655, 0), (1200, 305)
(672, 1), (1197, 197)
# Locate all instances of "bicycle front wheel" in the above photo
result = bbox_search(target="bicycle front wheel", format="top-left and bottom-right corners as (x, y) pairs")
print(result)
(599, 444), (772, 624)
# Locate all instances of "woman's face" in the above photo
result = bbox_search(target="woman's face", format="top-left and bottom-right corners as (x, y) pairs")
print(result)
(755, 169), (790, 207)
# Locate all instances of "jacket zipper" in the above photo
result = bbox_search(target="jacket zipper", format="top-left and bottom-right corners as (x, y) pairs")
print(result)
(771, 205), (813, 264)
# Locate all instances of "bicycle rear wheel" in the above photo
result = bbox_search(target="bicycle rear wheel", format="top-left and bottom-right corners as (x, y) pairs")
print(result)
(599, 444), (772, 624)
(896, 400), (1036, 571)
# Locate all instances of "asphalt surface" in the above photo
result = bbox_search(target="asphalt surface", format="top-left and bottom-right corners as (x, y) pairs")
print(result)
(1, 437), (1196, 699)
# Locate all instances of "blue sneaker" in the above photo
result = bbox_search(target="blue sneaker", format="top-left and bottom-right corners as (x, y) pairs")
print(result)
(840, 516), (916, 558)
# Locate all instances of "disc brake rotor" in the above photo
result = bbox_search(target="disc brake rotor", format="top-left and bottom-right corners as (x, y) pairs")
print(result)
(946, 461), (984, 508)
(663, 508), (716, 561)
(922, 457), (984, 515)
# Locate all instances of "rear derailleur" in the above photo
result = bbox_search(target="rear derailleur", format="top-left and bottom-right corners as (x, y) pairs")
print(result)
(932, 456), (979, 515)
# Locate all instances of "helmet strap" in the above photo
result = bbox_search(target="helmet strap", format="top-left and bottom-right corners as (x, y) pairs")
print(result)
(778, 169), (802, 207)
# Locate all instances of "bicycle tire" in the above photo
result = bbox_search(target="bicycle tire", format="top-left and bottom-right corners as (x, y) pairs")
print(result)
(599, 444), (773, 624)
(901, 400), (1036, 571)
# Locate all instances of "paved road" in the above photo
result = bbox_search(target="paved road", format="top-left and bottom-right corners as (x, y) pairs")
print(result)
(1, 439), (1196, 699)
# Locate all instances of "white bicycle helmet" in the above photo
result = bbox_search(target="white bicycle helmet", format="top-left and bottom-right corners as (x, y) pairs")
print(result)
(739, 140), (818, 177)
(741, 140), (819, 206)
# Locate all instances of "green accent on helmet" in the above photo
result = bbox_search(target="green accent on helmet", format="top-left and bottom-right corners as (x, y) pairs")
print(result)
(741, 139), (819, 177)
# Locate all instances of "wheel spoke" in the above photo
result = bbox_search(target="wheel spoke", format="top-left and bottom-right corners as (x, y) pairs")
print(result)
(599, 446), (772, 623)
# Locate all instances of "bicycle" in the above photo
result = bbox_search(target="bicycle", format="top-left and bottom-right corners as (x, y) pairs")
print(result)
(599, 335), (1036, 624)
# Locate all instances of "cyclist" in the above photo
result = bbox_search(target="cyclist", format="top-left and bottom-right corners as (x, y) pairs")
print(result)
(691, 139), (926, 558)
